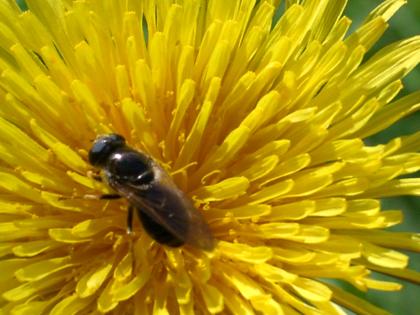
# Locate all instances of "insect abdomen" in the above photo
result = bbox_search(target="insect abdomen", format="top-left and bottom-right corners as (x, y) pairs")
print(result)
(137, 209), (186, 247)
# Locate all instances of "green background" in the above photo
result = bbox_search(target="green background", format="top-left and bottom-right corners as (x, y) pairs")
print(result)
(14, 0), (420, 314)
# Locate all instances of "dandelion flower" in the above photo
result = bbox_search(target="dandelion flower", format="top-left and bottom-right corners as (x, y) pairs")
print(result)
(0, 0), (419, 314)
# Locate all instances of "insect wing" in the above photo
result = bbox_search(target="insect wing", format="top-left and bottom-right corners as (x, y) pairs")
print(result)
(112, 181), (187, 239)
(152, 166), (214, 250)
(113, 180), (214, 251)
(144, 182), (214, 250)
(181, 195), (215, 251)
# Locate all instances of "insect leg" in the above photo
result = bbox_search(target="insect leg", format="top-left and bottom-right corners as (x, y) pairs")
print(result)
(99, 194), (121, 200)
(58, 193), (121, 201)
(126, 205), (136, 272)
(127, 205), (134, 235)
(79, 193), (121, 200)
(87, 170), (103, 182)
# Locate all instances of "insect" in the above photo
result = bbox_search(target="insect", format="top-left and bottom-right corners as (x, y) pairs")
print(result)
(88, 133), (214, 251)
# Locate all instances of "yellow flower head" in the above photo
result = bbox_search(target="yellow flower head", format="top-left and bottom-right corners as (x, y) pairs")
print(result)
(0, 0), (419, 314)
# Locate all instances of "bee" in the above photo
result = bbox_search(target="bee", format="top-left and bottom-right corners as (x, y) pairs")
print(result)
(88, 133), (214, 251)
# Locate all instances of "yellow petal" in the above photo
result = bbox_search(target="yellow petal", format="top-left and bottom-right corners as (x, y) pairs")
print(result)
(363, 278), (402, 291)
(248, 179), (294, 204)
(48, 228), (91, 244)
(264, 200), (314, 221)
(327, 283), (392, 315)
(0, 172), (44, 203)
(206, 204), (271, 221)
(192, 177), (250, 202)
(76, 263), (113, 298)
(291, 277), (332, 302)
(273, 247), (315, 264)
(10, 300), (49, 315)
(362, 242), (408, 269)
(253, 263), (297, 283)
(3, 272), (67, 302)
(198, 283), (224, 314)
(113, 252), (133, 281)
(112, 270), (151, 303)
(251, 295), (284, 315)
(217, 241), (272, 264)
(221, 265), (265, 300)
(217, 284), (255, 315)
(50, 294), (93, 315)
(15, 256), (73, 281)
(71, 216), (123, 238)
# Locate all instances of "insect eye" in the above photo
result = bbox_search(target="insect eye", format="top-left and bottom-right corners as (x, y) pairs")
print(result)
(89, 134), (125, 167)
